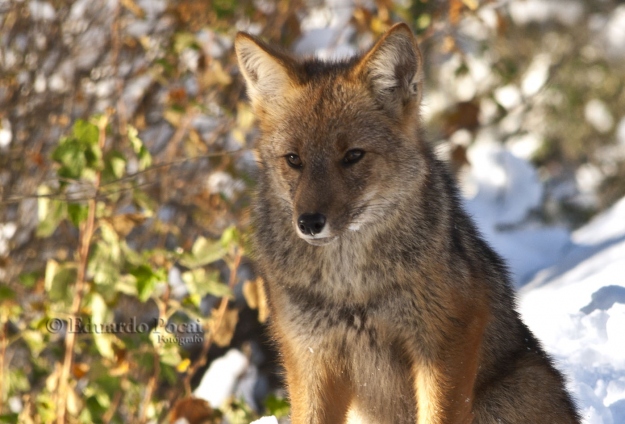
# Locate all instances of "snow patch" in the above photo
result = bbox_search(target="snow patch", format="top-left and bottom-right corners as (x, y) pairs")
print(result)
(251, 417), (278, 424)
(520, 195), (625, 423)
(193, 349), (249, 408)
(509, 0), (584, 27)
(585, 99), (614, 134)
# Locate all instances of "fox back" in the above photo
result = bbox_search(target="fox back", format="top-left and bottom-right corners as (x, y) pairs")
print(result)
(235, 24), (580, 424)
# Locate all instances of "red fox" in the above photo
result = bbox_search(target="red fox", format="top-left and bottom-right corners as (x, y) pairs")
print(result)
(235, 23), (581, 424)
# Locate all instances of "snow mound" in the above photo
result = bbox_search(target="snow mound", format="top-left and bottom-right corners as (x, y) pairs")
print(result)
(461, 140), (570, 285)
(520, 196), (625, 424)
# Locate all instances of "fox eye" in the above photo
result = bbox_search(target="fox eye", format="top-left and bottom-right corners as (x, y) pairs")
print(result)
(343, 149), (364, 166)
(285, 154), (303, 169)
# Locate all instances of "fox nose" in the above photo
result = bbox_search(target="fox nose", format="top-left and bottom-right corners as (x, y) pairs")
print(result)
(297, 213), (326, 236)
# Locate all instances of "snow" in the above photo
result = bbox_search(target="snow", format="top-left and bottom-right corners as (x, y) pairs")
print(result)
(0, 118), (12, 149)
(28, 1), (56, 21)
(494, 84), (522, 110)
(193, 349), (249, 408)
(508, 0), (585, 27)
(521, 53), (551, 97)
(585, 99), (615, 134)
(461, 142), (571, 282)
(602, 5), (625, 60)
(251, 417), (278, 424)
(617, 118), (625, 147)
(519, 196), (625, 423)
(460, 139), (625, 422)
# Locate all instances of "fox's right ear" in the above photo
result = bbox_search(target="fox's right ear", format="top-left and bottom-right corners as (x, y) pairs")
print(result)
(355, 23), (424, 118)
(234, 33), (296, 109)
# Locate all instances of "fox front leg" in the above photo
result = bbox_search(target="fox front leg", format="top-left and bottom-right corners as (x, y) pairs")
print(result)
(412, 313), (487, 424)
(282, 351), (352, 424)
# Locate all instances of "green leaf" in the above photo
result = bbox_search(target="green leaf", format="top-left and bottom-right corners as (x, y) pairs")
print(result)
(131, 265), (166, 302)
(223, 398), (258, 424)
(51, 119), (103, 183)
(103, 150), (127, 181)
(159, 343), (182, 366)
(264, 394), (290, 418)
(72, 119), (99, 145)
(160, 362), (178, 385)
(19, 271), (39, 288)
(213, 0), (236, 19)
(182, 268), (231, 299)
(35, 392), (55, 423)
(0, 413), (18, 423)
(51, 138), (87, 179)
(220, 226), (240, 248)
(23, 330), (45, 357)
(89, 244), (121, 289)
(8, 368), (31, 393)
(84, 142), (103, 171)
(90, 293), (110, 326)
(88, 222), (123, 293)
(93, 333), (115, 360)
(67, 203), (89, 227)
(173, 32), (199, 53)
(113, 274), (138, 297)
(0, 285), (15, 301)
(37, 186), (67, 237)
(179, 236), (226, 268)
(128, 125), (142, 153)
(128, 126), (152, 171)
(44, 260), (76, 306)
(81, 394), (108, 422)
(89, 292), (115, 359)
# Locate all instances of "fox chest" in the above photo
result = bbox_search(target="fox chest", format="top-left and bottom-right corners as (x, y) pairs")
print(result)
(274, 281), (418, 419)
(273, 271), (415, 363)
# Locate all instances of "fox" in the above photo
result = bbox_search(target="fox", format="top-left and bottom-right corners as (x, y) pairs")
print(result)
(234, 23), (581, 424)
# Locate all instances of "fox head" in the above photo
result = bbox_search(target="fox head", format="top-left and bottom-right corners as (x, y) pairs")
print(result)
(235, 24), (426, 246)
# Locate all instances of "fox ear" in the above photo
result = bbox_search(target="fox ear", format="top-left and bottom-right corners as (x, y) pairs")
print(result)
(356, 23), (423, 115)
(235, 33), (296, 108)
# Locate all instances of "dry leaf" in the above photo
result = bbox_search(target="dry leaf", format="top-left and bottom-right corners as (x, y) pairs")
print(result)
(202, 62), (232, 87)
(168, 397), (218, 424)
(462, 0), (479, 11)
(110, 360), (130, 377)
(242, 279), (258, 309)
(211, 308), (238, 347)
(71, 362), (90, 379)
(176, 358), (191, 373)
(109, 213), (147, 237)
(120, 0), (145, 18)
(449, 0), (463, 25)
(242, 277), (269, 323)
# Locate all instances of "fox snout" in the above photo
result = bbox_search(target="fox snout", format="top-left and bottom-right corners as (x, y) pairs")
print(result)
(297, 213), (326, 236)
(294, 210), (336, 245)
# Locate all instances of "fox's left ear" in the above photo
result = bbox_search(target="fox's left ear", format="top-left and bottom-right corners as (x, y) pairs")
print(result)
(234, 32), (297, 110)
(355, 23), (424, 116)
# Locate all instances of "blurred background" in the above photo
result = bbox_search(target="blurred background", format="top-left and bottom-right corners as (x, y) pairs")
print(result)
(1, 0), (624, 423)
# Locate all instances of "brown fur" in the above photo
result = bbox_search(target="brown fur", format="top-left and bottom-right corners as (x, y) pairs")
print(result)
(235, 23), (581, 424)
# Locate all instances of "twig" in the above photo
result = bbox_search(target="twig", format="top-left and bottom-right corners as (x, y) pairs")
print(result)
(0, 320), (7, 413)
(138, 290), (169, 424)
(111, 0), (129, 148)
(181, 248), (243, 396)
(102, 390), (123, 424)
(0, 149), (247, 205)
(56, 113), (109, 424)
